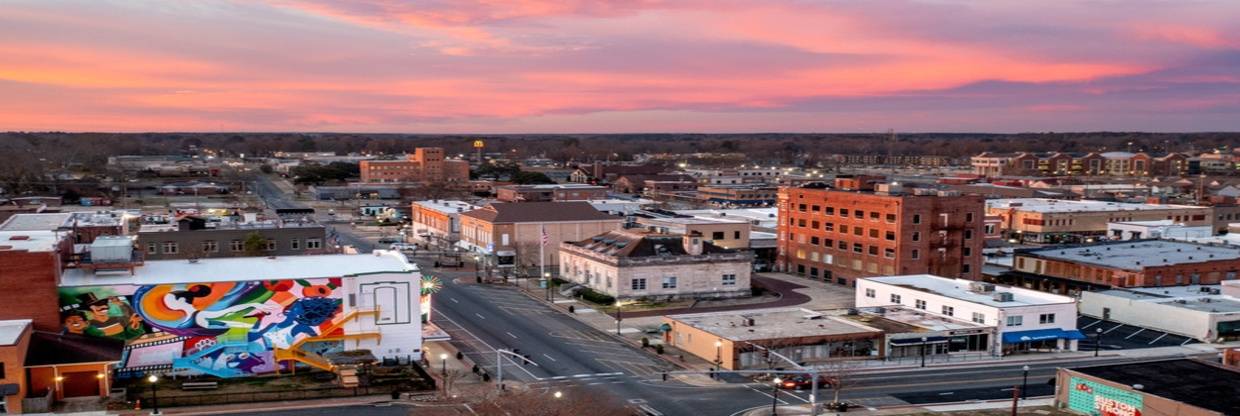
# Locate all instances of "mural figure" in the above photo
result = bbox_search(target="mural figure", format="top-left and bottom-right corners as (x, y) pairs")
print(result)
(59, 292), (145, 340)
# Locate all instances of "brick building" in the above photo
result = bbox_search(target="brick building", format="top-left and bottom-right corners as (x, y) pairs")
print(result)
(458, 202), (624, 269)
(0, 231), (72, 331)
(358, 147), (470, 185)
(135, 216), (329, 260)
(559, 230), (752, 301)
(410, 200), (479, 248)
(1007, 240), (1240, 293)
(697, 184), (778, 207)
(777, 177), (986, 286)
(495, 184), (608, 202)
(986, 198), (1212, 244)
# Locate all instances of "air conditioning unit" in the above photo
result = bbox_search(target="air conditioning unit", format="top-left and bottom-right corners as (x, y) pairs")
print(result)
(969, 282), (996, 293)
(992, 292), (1014, 302)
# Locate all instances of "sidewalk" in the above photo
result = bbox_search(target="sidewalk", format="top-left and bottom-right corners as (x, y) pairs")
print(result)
(112, 395), (395, 416)
(742, 397), (1062, 416)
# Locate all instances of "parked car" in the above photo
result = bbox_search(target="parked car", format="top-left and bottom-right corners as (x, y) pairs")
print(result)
(378, 236), (403, 244)
(390, 243), (418, 252)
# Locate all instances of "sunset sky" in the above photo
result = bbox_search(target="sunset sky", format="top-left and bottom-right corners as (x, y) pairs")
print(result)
(3, 0), (1239, 133)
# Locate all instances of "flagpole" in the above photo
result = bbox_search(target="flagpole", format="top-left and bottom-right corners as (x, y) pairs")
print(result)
(539, 224), (546, 282)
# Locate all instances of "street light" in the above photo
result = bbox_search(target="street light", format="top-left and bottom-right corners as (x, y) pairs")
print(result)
(440, 353), (449, 376)
(615, 301), (623, 335)
(771, 377), (782, 416)
(920, 336), (929, 368)
(148, 374), (161, 416)
(714, 340), (723, 378)
(554, 391), (563, 399)
(1021, 365), (1030, 401)
(544, 272), (553, 301)
(1095, 327), (1103, 357)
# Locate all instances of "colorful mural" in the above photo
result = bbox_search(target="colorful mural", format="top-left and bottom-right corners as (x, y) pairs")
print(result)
(1066, 377), (1144, 416)
(59, 278), (346, 377)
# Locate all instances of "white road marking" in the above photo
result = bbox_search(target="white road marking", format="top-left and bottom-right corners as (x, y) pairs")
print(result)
(746, 386), (789, 405)
(542, 353), (558, 362)
(551, 376), (567, 380)
(573, 374), (592, 378)
(939, 392), (955, 396)
(432, 308), (541, 380)
(1104, 324), (1124, 334)
(1124, 328), (1145, 339)
(449, 297), (459, 303)
(475, 313), (486, 320)
(1180, 337), (1194, 346)
(1080, 320), (1101, 329)
(638, 404), (664, 416)
(506, 332), (518, 339)
(1148, 332), (1168, 344)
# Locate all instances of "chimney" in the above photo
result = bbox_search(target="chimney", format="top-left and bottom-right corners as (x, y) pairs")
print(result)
(683, 232), (703, 256)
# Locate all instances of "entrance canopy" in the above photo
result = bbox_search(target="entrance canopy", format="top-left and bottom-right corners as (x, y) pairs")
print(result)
(1002, 328), (1086, 344)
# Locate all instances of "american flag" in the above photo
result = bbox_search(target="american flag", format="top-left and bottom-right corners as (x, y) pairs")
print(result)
(540, 226), (549, 246)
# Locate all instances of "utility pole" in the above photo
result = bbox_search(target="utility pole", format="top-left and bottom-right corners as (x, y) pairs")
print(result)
(1010, 385), (1019, 416)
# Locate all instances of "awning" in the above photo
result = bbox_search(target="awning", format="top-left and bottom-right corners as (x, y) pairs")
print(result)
(1002, 328), (1087, 344)
(889, 336), (949, 346)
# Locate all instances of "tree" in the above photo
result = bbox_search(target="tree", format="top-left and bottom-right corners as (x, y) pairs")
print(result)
(259, 164), (274, 174)
(821, 358), (860, 406)
(242, 232), (267, 256)
(470, 389), (630, 416)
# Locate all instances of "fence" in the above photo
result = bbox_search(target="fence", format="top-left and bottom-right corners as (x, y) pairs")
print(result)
(135, 385), (401, 408)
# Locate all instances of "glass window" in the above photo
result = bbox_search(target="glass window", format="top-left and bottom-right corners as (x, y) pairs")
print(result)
(972, 312), (985, 324)
(201, 240), (218, 253)
(306, 238), (322, 249)
(1006, 315), (1023, 326)
(912, 214), (921, 224)
(915, 299), (926, 309)
(146, 242), (157, 254)
(722, 274), (737, 286)
(865, 288), (875, 298)
(942, 305), (954, 316)
(631, 278), (647, 290)
(290, 239), (301, 250)
(1039, 313), (1055, 324)
(662, 276), (678, 289)
(890, 294), (902, 304)
(162, 242), (178, 254)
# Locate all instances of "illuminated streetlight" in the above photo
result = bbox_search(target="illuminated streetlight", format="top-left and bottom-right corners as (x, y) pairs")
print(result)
(148, 374), (162, 415)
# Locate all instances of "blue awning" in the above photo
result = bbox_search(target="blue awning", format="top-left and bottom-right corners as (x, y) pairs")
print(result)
(1002, 328), (1087, 344)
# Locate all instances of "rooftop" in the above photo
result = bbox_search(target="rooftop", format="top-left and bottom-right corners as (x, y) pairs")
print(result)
(1021, 240), (1240, 271)
(413, 200), (481, 215)
(986, 198), (1202, 214)
(1069, 359), (1240, 415)
(0, 230), (67, 252)
(1092, 285), (1240, 314)
(856, 306), (992, 332)
(864, 275), (1076, 308)
(0, 319), (30, 346)
(61, 250), (416, 287)
(666, 307), (882, 342)
(461, 201), (620, 224)
(565, 229), (735, 258)
(0, 211), (131, 231)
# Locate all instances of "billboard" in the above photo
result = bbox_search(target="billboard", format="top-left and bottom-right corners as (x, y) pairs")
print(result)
(1066, 377), (1144, 416)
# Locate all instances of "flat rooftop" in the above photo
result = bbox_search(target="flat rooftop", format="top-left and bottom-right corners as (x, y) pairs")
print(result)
(0, 230), (66, 252)
(864, 275), (1075, 308)
(638, 216), (748, 226)
(61, 250), (416, 287)
(856, 306), (992, 332)
(1094, 286), (1240, 314)
(0, 319), (31, 346)
(666, 307), (882, 342)
(413, 200), (481, 215)
(1070, 359), (1240, 415)
(986, 198), (1202, 213)
(0, 211), (131, 231)
(1021, 240), (1240, 271)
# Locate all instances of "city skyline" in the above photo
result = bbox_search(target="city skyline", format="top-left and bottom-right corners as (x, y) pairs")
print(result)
(3, 0), (1239, 133)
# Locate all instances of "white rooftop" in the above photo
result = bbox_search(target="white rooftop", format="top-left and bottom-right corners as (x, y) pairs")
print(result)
(666, 307), (882, 341)
(1022, 240), (1240, 271)
(986, 198), (1202, 214)
(0, 319), (31, 346)
(61, 250), (417, 287)
(0, 230), (66, 252)
(673, 208), (779, 229)
(1094, 285), (1240, 314)
(413, 200), (480, 215)
(864, 275), (1076, 308)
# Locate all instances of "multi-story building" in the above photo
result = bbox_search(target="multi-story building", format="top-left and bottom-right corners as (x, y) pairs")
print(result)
(458, 202), (624, 268)
(0, 211), (135, 244)
(1007, 240), (1240, 293)
(970, 152), (1189, 178)
(987, 198), (1211, 243)
(0, 230), (74, 331)
(358, 147), (470, 185)
(857, 275), (1082, 355)
(495, 184), (608, 202)
(697, 184), (778, 207)
(410, 200), (479, 247)
(559, 230), (752, 301)
(777, 178), (985, 286)
(634, 216), (751, 250)
(136, 215), (328, 260)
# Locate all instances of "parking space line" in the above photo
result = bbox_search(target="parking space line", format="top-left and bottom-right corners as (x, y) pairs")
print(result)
(1180, 337), (1195, 346)
(1148, 333), (1167, 344)
(1080, 319), (1102, 329)
(1124, 328), (1145, 339)
(1104, 324), (1124, 334)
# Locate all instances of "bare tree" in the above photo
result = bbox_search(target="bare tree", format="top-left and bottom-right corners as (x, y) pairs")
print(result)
(469, 388), (631, 416)
(821, 358), (861, 406)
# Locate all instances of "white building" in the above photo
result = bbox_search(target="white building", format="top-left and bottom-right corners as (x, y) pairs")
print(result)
(856, 275), (1082, 355)
(559, 229), (752, 300)
(1105, 220), (1213, 241)
(1079, 282), (1240, 343)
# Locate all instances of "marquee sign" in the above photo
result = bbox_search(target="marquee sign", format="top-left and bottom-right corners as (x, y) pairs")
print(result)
(1066, 377), (1144, 416)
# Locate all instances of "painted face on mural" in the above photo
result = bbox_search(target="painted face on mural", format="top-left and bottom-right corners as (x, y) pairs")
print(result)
(63, 314), (88, 334)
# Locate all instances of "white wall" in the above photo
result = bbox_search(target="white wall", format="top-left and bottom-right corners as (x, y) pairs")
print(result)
(1079, 291), (1237, 342)
(345, 272), (424, 361)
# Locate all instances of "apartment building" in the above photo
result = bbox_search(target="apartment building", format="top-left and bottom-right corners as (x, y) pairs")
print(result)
(1008, 240), (1240, 293)
(495, 184), (608, 202)
(558, 230), (752, 301)
(136, 215), (328, 260)
(458, 202), (624, 268)
(970, 152), (1189, 177)
(777, 178), (986, 286)
(987, 198), (1211, 243)
(697, 184), (778, 207)
(358, 147), (470, 185)
(634, 216), (751, 250)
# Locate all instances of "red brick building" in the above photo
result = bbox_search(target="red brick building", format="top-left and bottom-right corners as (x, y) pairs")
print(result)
(1011, 240), (1240, 292)
(777, 177), (985, 286)
(0, 231), (72, 332)
(358, 147), (470, 185)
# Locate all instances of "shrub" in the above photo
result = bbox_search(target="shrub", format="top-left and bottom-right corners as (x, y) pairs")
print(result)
(579, 288), (616, 305)
(655, 344), (665, 354)
(456, 351), (464, 360)
(641, 337), (650, 348)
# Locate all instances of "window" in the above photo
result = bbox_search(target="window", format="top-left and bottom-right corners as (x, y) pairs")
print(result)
(885, 231), (896, 241)
(146, 242), (157, 254)
(972, 312), (985, 324)
(869, 228), (878, 238)
(631, 278), (647, 290)
(965, 213), (974, 222)
(911, 249), (920, 259)
(162, 242), (178, 254)
(941, 305), (954, 316)
(1006, 315), (1023, 327)
(912, 232), (920, 242)
(265, 239), (277, 251)
(306, 238), (322, 249)
(963, 247), (972, 257)
(662, 276), (678, 289)
(811, 221), (820, 229)
(722, 274), (737, 286)
(1039, 313), (1055, 324)
(964, 229), (973, 240)
(853, 227), (863, 236)
(912, 214), (921, 224)
(853, 243), (863, 253)
(734, 231), (741, 239)
(713, 231), (725, 240)
(890, 294), (902, 304)
(230, 239), (243, 252)
(870, 212), (879, 221)
(865, 288), (875, 298)
(868, 245), (878, 256)
(915, 299), (926, 309)
(201, 240), (218, 253)
(839, 225), (848, 234)
(884, 248), (895, 258)
(886, 213), (896, 223)
(839, 209), (849, 217)
(837, 240), (847, 250)
(810, 236), (820, 245)
(854, 210), (864, 219)
(290, 239), (301, 250)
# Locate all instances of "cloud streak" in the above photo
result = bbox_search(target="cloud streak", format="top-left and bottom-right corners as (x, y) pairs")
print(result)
(0, 0), (1238, 132)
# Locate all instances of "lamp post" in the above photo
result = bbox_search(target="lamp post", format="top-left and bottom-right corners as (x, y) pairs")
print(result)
(148, 374), (161, 416)
(1095, 327), (1103, 357)
(1021, 365), (1030, 401)
(544, 272), (553, 301)
(474, 255), (481, 280)
(554, 391), (563, 399)
(714, 340), (723, 378)
(615, 301), (623, 335)
(440, 353), (449, 376)
(920, 336), (929, 368)
(771, 377), (782, 416)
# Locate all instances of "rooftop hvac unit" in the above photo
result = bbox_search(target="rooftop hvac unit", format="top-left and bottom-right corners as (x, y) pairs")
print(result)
(992, 292), (1014, 302)
(969, 282), (996, 293)
(89, 236), (133, 263)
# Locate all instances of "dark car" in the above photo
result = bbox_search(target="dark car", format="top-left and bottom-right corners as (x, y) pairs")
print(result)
(778, 374), (831, 390)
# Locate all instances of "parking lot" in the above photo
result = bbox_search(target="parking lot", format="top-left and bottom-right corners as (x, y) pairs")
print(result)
(1077, 315), (1198, 350)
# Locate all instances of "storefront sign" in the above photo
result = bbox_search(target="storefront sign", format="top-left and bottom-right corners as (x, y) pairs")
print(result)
(1066, 377), (1143, 416)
